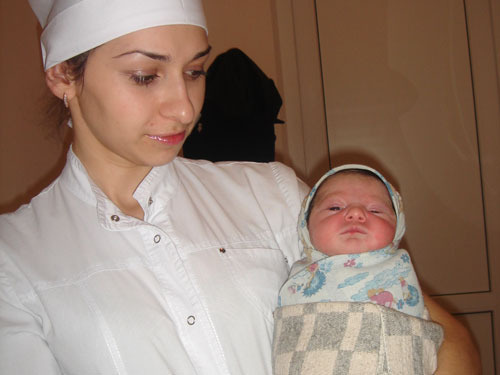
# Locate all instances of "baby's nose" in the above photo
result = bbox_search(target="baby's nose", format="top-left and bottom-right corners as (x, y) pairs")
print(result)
(345, 206), (367, 222)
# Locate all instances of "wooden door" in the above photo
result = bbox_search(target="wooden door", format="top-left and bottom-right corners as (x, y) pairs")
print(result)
(275, 0), (500, 372)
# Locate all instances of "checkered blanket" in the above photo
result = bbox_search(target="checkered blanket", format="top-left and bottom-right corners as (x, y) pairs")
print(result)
(273, 302), (443, 375)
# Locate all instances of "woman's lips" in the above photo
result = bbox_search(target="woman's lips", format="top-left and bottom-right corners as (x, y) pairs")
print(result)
(148, 131), (186, 145)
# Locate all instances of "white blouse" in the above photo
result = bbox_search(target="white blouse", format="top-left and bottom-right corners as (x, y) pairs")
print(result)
(0, 150), (308, 375)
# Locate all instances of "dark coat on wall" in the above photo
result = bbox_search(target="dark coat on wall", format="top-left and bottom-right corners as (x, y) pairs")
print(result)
(183, 48), (283, 162)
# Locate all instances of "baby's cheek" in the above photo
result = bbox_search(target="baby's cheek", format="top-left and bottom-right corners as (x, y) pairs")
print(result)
(377, 222), (396, 245)
(309, 226), (334, 254)
(308, 227), (319, 247)
(308, 226), (324, 248)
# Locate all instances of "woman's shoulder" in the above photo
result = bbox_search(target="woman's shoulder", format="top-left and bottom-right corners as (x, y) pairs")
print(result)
(0, 175), (74, 255)
(1, 179), (58, 226)
(175, 157), (293, 175)
(175, 157), (307, 188)
(173, 157), (309, 205)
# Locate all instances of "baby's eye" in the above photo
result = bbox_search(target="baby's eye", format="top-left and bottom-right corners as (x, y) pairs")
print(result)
(369, 209), (381, 214)
(329, 206), (342, 211)
(185, 69), (207, 80)
(130, 73), (159, 87)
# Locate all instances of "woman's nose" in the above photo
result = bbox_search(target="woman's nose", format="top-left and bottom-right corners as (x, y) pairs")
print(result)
(345, 206), (367, 222)
(159, 78), (196, 125)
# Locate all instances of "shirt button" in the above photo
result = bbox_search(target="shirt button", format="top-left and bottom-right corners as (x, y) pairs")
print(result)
(154, 235), (161, 243)
(148, 197), (153, 206)
(110, 215), (120, 222)
(187, 315), (196, 325)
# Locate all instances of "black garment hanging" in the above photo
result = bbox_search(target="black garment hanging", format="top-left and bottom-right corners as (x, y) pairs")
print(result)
(183, 48), (283, 162)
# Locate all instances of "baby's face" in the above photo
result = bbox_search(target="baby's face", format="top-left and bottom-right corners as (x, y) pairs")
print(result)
(308, 173), (396, 256)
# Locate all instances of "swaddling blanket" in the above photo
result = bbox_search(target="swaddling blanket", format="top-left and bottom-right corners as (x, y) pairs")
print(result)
(279, 248), (425, 318)
(272, 301), (443, 375)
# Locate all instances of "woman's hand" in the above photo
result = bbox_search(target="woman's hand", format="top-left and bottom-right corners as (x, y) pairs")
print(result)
(424, 294), (481, 374)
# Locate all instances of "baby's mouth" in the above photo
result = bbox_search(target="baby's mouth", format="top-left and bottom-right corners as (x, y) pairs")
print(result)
(341, 226), (366, 235)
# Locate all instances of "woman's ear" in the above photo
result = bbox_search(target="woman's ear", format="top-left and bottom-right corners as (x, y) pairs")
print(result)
(45, 63), (76, 101)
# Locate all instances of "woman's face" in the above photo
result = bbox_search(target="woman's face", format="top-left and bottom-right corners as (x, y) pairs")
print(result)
(71, 25), (210, 169)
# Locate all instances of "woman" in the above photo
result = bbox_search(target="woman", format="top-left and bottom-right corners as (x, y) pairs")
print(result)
(0, 0), (479, 374)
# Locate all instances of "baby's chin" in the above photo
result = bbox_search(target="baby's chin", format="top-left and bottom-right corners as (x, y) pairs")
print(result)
(317, 246), (367, 257)
(318, 241), (393, 257)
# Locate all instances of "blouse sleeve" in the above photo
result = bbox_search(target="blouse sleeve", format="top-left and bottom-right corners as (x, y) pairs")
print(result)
(0, 255), (62, 375)
(268, 162), (310, 264)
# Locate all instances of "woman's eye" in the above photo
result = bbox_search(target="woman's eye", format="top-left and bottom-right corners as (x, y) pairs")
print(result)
(130, 73), (159, 86)
(185, 69), (207, 80)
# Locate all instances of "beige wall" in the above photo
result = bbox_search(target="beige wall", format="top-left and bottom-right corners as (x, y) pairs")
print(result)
(0, 0), (287, 213)
(0, 2), (68, 213)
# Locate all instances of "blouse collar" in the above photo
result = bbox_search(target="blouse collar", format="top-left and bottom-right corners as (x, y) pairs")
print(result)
(59, 147), (179, 229)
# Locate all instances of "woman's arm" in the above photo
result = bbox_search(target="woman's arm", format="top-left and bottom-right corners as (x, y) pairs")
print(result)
(0, 261), (63, 375)
(424, 294), (481, 375)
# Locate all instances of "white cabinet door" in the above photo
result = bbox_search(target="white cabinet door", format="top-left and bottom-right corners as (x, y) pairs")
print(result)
(275, 0), (500, 372)
(315, 0), (487, 294)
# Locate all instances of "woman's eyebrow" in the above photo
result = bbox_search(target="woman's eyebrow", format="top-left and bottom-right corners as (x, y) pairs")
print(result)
(192, 45), (212, 61)
(113, 50), (169, 61)
(113, 45), (211, 62)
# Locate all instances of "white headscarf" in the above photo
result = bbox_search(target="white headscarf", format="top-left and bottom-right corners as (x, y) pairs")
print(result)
(29, 0), (207, 70)
(298, 164), (406, 260)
